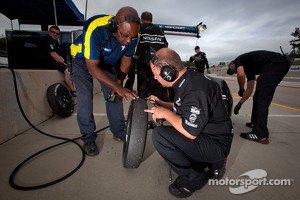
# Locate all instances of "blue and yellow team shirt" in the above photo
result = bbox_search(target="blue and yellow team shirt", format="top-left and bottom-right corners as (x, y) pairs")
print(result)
(70, 15), (138, 67)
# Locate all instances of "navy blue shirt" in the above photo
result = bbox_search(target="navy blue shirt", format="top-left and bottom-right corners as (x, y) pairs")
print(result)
(70, 15), (138, 68)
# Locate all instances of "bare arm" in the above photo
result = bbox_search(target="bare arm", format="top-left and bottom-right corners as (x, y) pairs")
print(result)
(236, 66), (255, 103)
(85, 59), (138, 101)
(146, 95), (173, 110)
(145, 95), (196, 140)
(117, 55), (132, 84)
(236, 66), (246, 90)
(239, 80), (255, 103)
(50, 52), (64, 63)
(145, 106), (196, 139)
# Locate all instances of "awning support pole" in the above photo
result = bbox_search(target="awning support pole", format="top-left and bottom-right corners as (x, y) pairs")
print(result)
(85, 0), (88, 20)
(52, 0), (58, 25)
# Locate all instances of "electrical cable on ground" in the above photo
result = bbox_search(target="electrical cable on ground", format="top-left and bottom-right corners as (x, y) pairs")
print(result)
(1, 66), (109, 190)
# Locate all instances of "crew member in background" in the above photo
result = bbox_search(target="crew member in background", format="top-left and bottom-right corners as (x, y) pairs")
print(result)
(227, 50), (291, 144)
(136, 11), (170, 101)
(39, 25), (76, 96)
(189, 46), (210, 74)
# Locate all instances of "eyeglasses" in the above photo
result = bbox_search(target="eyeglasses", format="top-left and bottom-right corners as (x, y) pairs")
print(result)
(118, 29), (137, 41)
(51, 30), (60, 36)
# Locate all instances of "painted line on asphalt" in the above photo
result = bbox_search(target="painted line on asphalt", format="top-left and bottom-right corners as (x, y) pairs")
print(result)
(74, 113), (128, 116)
(73, 113), (106, 116)
(268, 115), (300, 117)
(218, 76), (300, 88)
(232, 93), (300, 112)
(270, 102), (300, 112)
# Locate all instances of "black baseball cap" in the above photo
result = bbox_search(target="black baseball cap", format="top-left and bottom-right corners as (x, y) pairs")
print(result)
(226, 61), (235, 75)
(194, 46), (200, 50)
(226, 68), (234, 75)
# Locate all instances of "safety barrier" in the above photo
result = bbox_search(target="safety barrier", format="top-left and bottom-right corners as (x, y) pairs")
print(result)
(0, 69), (100, 143)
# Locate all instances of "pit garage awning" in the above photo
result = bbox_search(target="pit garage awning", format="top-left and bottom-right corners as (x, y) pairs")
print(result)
(0, 0), (84, 28)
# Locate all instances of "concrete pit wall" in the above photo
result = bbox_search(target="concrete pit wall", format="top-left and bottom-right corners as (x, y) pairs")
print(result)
(0, 69), (65, 143)
(0, 69), (102, 144)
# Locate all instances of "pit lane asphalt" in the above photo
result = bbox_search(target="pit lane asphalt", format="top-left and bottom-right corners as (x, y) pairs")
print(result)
(0, 71), (299, 200)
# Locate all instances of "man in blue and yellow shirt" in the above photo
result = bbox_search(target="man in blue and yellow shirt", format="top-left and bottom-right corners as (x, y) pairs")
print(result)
(70, 6), (140, 156)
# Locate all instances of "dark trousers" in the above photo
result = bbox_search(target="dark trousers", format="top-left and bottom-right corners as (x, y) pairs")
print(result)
(70, 59), (125, 143)
(44, 60), (67, 72)
(152, 126), (232, 191)
(251, 61), (290, 138)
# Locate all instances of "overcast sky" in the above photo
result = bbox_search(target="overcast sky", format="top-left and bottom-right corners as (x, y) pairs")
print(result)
(1, 0), (299, 64)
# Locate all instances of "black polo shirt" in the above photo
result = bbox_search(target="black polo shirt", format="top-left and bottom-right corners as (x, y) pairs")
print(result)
(232, 50), (287, 81)
(39, 34), (61, 63)
(172, 68), (232, 141)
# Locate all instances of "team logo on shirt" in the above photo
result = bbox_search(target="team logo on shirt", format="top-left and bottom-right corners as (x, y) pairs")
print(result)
(49, 44), (55, 50)
(191, 106), (200, 115)
(121, 45), (126, 51)
(185, 106), (200, 128)
(175, 97), (181, 106)
(189, 113), (197, 123)
(104, 48), (112, 52)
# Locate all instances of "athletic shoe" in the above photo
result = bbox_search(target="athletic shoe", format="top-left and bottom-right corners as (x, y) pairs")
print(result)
(245, 122), (254, 128)
(113, 135), (124, 141)
(83, 141), (99, 156)
(168, 177), (193, 198)
(240, 132), (269, 144)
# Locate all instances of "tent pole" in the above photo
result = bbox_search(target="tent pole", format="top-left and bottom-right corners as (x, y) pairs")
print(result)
(10, 20), (13, 30)
(53, 0), (58, 25)
(85, 0), (88, 20)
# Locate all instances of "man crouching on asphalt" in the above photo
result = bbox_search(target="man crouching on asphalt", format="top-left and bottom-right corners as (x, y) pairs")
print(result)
(144, 48), (233, 198)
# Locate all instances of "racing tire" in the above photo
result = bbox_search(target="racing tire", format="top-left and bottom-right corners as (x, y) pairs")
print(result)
(209, 76), (233, 117)
(47, 83), (74, 117)
(123, 98), (148, 168)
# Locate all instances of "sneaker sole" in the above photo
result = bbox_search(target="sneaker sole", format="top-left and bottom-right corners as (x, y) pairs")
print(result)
(245, 123), (254, 128)
(113, 136), (124, 141)
(240, 133), (269, 144)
